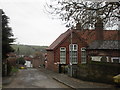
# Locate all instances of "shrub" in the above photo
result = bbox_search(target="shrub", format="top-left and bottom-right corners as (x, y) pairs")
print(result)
(16, 57), (26, 65)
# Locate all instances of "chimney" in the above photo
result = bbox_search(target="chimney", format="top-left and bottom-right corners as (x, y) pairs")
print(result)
(76, 23), (82, 30)
(95, 18), (104, 41)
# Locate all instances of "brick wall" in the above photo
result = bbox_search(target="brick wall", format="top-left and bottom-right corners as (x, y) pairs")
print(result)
(46, 51), (55, 71)
(32, 58), (40, 68)
(87, 50), (120, 63)
(53, 32), (87, 72)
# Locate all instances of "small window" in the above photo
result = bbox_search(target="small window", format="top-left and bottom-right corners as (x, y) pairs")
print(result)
(111, 57), (120, 63)
(113, 59), (119, 63)
(69, 44), (78, 51)
(81, 47), (86, 51)
(60, 47), (66, 51)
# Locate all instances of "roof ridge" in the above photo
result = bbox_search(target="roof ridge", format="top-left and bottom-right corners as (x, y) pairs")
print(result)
(47, 29), (118, 50)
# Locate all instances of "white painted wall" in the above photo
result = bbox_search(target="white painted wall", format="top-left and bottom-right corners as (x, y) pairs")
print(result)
(91, 56), (109, 62)
(25, 60), (32, 67)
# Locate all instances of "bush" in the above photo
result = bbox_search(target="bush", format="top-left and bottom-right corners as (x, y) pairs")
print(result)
(11, 66), (18, 73)
(7, 61), (12, 76)
(2, 63), (6, 77)
(16, 57), (26, 65)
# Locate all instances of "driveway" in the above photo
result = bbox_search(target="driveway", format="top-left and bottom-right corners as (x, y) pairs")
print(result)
(3, 68), (71, 88)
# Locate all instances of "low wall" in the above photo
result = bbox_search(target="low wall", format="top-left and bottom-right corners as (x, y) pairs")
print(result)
(72, 61), (120, 84)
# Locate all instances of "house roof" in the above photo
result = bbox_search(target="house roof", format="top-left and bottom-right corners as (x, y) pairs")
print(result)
(78, 30), (119, 44)
(24, 56), (33, 61)
(7, 52), (16, 57)
(46, 29), (119, 50)
(88, 40), (120, 50)
(46, 29), (72, 50)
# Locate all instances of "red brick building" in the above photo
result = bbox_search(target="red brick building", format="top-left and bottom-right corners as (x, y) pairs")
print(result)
(32, 57), (40, 68)
(46, 23), (119, 72)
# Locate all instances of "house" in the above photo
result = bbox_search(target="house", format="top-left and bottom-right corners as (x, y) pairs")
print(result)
(24, 56), (33, 68)
(87, 22), (120, 63)
(46, 22), (119, 73)
(32, 57), (40, 68)
(7, 52), (17, 66)
(32, 52), (44, 68)
(87, 40), (120, 63)
(44, 53), (47, 68)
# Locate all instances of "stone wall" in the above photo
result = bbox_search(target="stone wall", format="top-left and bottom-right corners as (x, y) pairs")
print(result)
(72, 61), (120, 84)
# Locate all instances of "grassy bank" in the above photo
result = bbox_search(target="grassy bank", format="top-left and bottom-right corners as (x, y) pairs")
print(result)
(11, 66), (18, 74)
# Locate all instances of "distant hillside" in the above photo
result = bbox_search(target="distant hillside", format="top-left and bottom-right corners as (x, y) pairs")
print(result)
(11, 44), (48, 56)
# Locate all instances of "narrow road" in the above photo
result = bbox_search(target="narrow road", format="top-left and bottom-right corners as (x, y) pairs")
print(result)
(3, 68), (72, 88)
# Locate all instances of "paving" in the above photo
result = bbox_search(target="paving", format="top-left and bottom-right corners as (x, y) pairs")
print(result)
(2, 68), (71, 88)
(38, 67), (115, 89)
(2, 73), (18, 85)
(2, 67), (117, 89)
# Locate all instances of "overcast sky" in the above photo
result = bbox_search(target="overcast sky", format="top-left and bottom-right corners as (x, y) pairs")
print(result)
(0, 0), (68, 46)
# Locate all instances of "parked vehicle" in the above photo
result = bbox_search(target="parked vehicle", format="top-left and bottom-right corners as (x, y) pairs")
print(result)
(19, 65), (26, 69)
(113, 74), (120, 86)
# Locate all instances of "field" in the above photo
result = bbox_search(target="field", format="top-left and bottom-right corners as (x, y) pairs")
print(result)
(11, 44), (48, 56)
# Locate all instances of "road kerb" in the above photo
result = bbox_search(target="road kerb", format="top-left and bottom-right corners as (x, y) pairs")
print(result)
(53, 77), (76, 89)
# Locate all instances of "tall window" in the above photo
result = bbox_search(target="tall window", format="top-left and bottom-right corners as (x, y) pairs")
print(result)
(69, 44), (78, 64)
(111, 57), (120, 63)
(60, 47), (66, 64)
(81, 47), (86, 64)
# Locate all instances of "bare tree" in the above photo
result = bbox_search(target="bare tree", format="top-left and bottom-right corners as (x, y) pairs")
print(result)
(45, 0), (120, 30)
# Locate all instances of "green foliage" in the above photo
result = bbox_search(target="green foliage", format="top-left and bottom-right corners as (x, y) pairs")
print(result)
(2, 10), (15, 59)
(2, 10), (15, 76)
(11, 66), (18, 73)
(16, 57), (26, 65)
(7, 61), (12, 76)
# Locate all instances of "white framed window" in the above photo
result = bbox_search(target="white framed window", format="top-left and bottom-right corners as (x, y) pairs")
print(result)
(69, 44), (78, 51)
(60, 47), (66, 64)
(111, 57), (120, 63)
(69, 44), (78, 64)
(81, 47), (86, 51)
(91, 56), (109, 62)
(81, 47), (86, 64)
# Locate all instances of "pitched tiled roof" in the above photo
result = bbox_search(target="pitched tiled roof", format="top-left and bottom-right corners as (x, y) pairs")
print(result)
(88, 40), (120, 49)
(46, 29), (119, 50)
(46, 30), (72, 50)
(79, 30), (119, 44)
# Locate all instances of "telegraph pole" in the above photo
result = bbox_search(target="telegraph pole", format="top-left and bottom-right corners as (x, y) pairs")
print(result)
(118, 18), (120, 50)
(70, 29), (73, 77)
(17, 42), (20, 65)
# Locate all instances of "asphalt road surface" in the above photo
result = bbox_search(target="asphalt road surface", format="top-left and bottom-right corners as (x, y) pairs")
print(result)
(3, 68), (72, 88)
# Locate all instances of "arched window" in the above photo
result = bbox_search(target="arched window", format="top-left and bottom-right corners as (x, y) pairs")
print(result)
(69, 44), (78, 64)
(81, 47), (86, 64)
(60, 47), (66, 64)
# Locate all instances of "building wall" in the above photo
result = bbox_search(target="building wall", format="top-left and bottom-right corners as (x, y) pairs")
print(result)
(46, 51), (56, 71)
(32, 58), (40, 68)
(53, 32), (87, 72)
(87, 50), (120, 63)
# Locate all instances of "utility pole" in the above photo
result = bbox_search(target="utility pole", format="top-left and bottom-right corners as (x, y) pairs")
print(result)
(118, 18), (120, 50)
(70, 29), (73, 77)
(17, 42), (20, 65)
